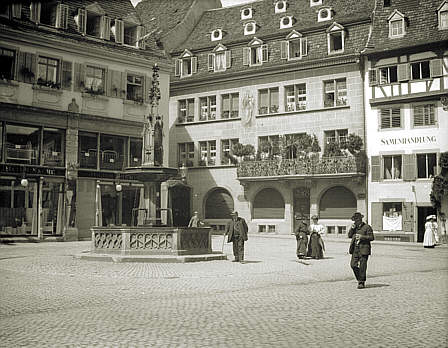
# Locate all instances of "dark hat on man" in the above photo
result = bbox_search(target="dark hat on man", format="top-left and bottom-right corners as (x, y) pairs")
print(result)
(311, 215), (319, 220)
(230, 211), (238, 216)
(351, 212), (364, 220)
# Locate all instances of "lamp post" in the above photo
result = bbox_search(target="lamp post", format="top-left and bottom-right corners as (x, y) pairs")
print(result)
(180, 164), (188, 183)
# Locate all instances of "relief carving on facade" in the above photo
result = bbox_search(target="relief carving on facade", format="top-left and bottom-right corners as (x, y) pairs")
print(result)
(94, 232), (122, 249)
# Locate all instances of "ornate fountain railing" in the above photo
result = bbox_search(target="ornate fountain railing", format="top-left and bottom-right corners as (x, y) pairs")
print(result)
(237, 155), (366, 178)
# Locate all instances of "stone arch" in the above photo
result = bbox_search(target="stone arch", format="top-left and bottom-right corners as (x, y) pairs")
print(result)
(318, 185), (356, 219)
(204, 187), (234, 219)
(253, 187), (285, 219)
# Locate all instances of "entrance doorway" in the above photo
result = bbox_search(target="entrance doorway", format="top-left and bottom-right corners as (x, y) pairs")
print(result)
(417, 206), (437, 242)
(293, 187), (310, 230)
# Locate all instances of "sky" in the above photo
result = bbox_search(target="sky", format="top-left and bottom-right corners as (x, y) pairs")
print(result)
(131, 0), (255, 8)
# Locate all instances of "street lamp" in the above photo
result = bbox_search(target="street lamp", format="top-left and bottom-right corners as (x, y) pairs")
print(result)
(179, 164), (188, 183)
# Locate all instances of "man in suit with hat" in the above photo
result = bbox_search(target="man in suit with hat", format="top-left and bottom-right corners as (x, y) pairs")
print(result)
(348, 212), (374, 289)
(225, 211), (248, 263)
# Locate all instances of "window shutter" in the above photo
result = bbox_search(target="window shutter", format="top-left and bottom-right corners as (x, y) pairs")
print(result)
(261, 44), (268, 62)
(12, 4), (21, 18)
(174, 59), (181, 77)
(368, 69), (378, 86)
(30, 2), (41, 23)
(136, 26), (146, 49)
(56, 4), (69, 29)
(208, 53), (214, 71)
(397, 63), (409, 81)
(371, 156), (381, 182)
(280, 41), (288, 59)
(18, 51), (35, 83)
(191, 56), (197, 74)
(402, 202), (413, 232)
(402, 154), (416, 181)
(430, 59), (443, 77)
(301, 37), (308, 56)
(391, 108), (401, 128)
(413, 105), (424, 126)
(242, 47), (250, 66)
(76, 8), (86, 34)
(115, 19), (124, 43)
(371, 202), (383, 231)
(73, 63), (85, 92)
(101, 16), (111, 40)
(225, 50), (232, 68)
(61, 61), (72, 90)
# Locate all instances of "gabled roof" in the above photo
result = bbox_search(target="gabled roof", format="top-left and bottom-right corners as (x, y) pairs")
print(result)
(364, 0), (448, 55)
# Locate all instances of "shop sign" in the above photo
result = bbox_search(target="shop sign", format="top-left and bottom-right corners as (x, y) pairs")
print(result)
(380, 135), (437, 146)
(0, 164), (65, 177)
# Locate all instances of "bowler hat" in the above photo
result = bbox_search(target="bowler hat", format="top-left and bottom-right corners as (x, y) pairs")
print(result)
(351, 212), (364, 220)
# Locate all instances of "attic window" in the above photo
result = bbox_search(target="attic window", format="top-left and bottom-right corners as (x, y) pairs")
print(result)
(318, 8), (332, 22)
(388, 10), (406, 38)
(327, 23), (345, 54)
(438, 1), (448, 30)
(275, 1), (287, 13)
(241, 7), (252, 20)
(310, 0), (322, 6)
(280, 16), (293, 29)
(244, 21), (256, 35)
(211, 29), (222, 41)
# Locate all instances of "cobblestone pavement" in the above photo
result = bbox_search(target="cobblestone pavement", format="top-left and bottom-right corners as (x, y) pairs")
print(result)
(0, 236), (447, 348)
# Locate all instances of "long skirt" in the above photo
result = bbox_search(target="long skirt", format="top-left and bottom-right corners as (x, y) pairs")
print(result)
(423, 228), (435, 248)
(308, 233), (324, 259)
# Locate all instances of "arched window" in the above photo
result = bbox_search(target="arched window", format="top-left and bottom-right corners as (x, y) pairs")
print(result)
(205, 188), (234, 219)
(319, 186), (356, 219)
(253, 188), (284, 219)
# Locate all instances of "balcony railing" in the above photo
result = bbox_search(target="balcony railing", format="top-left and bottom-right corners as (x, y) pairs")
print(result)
(237, 156), (366, 178)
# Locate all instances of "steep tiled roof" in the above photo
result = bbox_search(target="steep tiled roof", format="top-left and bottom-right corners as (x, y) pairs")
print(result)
(176, 0), (374, 52)
(365, 0), (448, 54)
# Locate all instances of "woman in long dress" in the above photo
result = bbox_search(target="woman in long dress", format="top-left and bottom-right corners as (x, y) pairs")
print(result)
(423, 215), (437, 248)
(308, 215), (325, 259)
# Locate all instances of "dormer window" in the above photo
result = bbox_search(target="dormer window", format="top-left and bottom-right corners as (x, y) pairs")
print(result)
(39, 2), (69, 29)
(208, 44), (231, 72)
(243, 38), (268, 67)
(388, 10), (406, 38)
(275, 1), (287, 13)
(327, 23), (345, 54)
(281, 30), (307, 60)
(280, 16), (293, 29)
(175, 49), (197, 78)
(211, 29), (222, 41)
(241, 7), (252, 20)
(318, 7), (333, 22)
(244, 21), (256, 35)
(0, 3), (22, 19)
(438, 1), (448, 30)
(310, 0), (322, 6)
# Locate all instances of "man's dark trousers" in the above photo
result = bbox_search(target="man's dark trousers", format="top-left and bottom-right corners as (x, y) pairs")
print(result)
(350, 246), (369, 282)
(232, 235), (245, 261)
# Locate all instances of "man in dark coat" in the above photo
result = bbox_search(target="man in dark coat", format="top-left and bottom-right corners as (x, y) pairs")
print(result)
(348, 212), (374, 289)
(294, 215), (309, 259)
(225, 211), (248, 263)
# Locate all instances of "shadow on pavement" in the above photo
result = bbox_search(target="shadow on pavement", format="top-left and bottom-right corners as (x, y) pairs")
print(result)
(240, 261), (262, 264)
(365, 283), (390, 289)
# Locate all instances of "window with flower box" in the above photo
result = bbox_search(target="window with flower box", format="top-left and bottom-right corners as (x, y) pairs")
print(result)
(178, 142), (195, 167)
(258, 88), (279, 114)
(178, 99), (195, 123)
(222, 93), (239, 118)
(37, 56), (60, 88)
(199, 141), (216, 166)
(323, 79), (346, 107)
(285, 83), (306, 111)
(199, 96), (216, 121)
(221, 138), (239, 165)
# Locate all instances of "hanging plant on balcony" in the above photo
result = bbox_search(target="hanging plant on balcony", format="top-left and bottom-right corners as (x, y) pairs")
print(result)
(323, 140), (343, 157)
(242, 144), (255, 161)
(341, 133), (364, 156)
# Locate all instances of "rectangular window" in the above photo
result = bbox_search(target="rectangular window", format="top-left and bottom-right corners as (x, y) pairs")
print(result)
(221, 138), (239, 165)
(178, 142), (194, 167)
(258, 135), (280, 159)
(124, 25), (137, 46)
(198, 140), (216, 166)
(383, 202), (402, 217)
(86, 12), (102, 37)
(258, 87), (279, 114)
(5, 124), (40, 165)
(130, 137), (142, 167)
(324, 129), (347, 155)
(0, 47), (15, 80)
(410, 61), (430, 80)
(379, 66), (398, 84)
(285, 84), (306, 111)
(100, 134), (125, 171)
(250, 46), (263, 66)
(37, 56), (59, 86)
(417, 153), (437, 179)
(413, 104), (435, 126)
(380, 108), (401, 129)
(178, 99), (195, 123)
(199, 96), (216, 121)
(79, 132), (98, 169)
(327, 226), (335, 234)
(324, 79), (346, 107)
(214, 51), (226, 72)
(182, 57), (192, 77)
(383, 155), (402, 180)
(337, 226), (346, 234)
(329, 31), (344, 53)
(390, 19), (404, 37)
(440, 11), (448, 29)
(85, 65), (105, 94)
(126, 74), (143, 102)
(284, 133), (306, 159)
(43, 128), (65, 167)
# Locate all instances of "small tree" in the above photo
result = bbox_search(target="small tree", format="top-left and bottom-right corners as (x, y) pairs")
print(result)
(341, 133), (364, 156)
